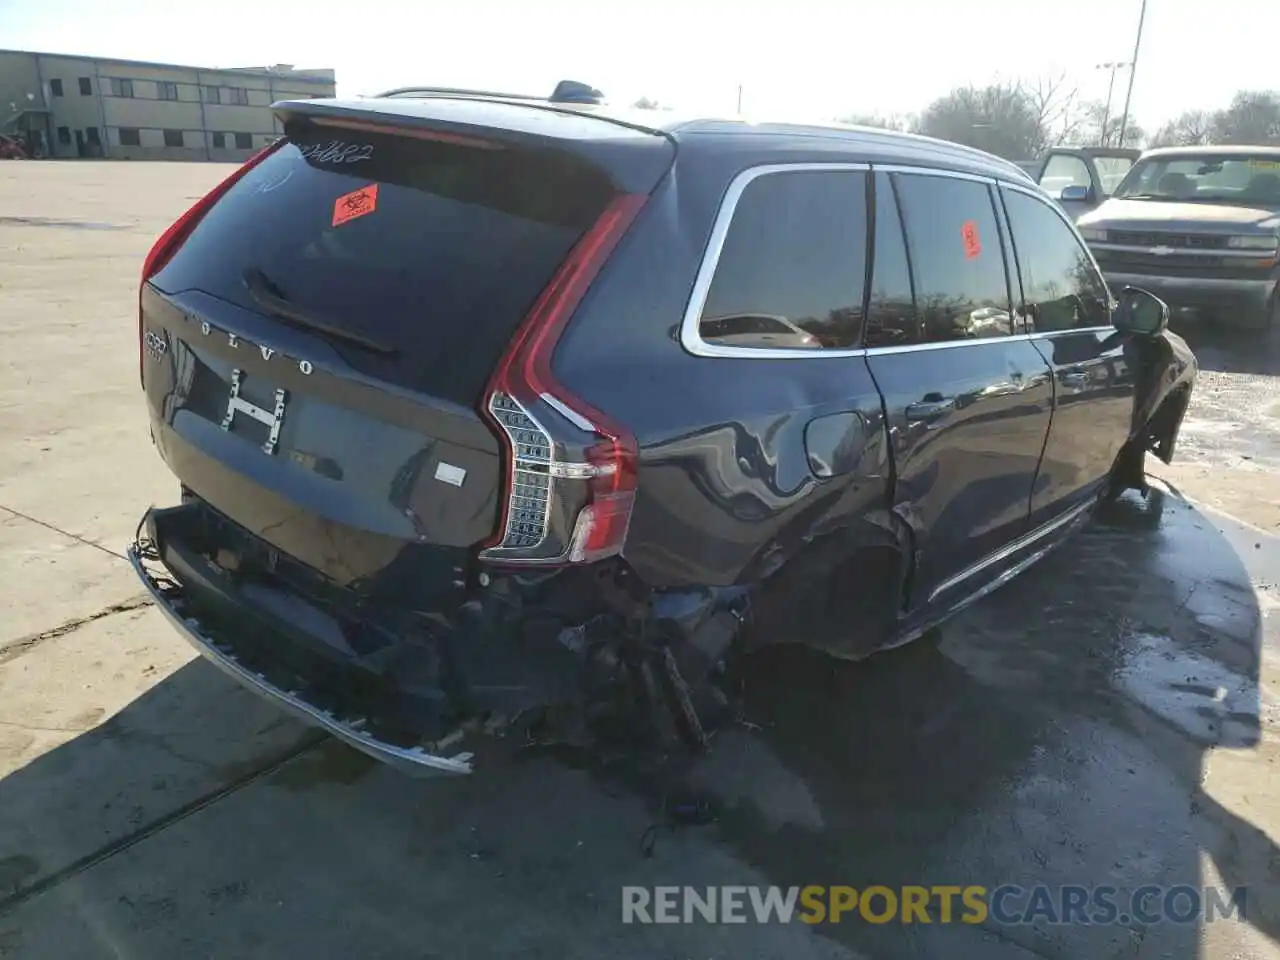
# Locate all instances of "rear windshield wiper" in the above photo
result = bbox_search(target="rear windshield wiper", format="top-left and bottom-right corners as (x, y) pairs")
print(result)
(242, 267), (398, 357)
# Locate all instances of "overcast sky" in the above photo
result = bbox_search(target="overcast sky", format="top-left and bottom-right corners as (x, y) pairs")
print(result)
(1, 0), (1275, 127)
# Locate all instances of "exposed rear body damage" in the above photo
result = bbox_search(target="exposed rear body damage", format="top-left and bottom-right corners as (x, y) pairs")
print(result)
(130, 89), (1197, 774)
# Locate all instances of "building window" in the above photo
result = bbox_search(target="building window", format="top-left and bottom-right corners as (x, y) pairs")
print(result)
(227, 87), (249, 106)
(57, 126), (71, 144)
(109, 78), (134, 98)
(78, 77), (91, 95)
(234, 132), (252, 149)
(163, 129), (185, 147)
(204, 85), (220, 104)
(85, 127), (101, 144)
(49, 79), (64, 97)
(117, 127), (141, 146)
(158, 81), (179, 101)
(211, 132), (226, 149)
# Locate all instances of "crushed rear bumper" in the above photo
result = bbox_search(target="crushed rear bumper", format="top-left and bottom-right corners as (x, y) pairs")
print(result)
(128, 504), (475, 776)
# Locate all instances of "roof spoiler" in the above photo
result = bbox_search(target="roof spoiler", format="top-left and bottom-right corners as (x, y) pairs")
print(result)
(375, 80), (605, 105)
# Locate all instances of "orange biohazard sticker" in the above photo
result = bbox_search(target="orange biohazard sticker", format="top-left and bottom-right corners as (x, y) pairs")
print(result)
(332, 183), (379, 228)
(961, 219), (982, 260)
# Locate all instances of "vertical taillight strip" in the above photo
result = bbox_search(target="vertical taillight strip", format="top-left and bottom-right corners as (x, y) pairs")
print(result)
(479, 192), (647, 564)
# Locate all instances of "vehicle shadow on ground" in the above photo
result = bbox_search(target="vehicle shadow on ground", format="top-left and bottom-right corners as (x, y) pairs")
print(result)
(692, 487), (1279, 957)
(0, 491), (1274, 959)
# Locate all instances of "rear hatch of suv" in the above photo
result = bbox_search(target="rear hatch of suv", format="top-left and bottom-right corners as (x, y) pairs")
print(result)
(141, 98), (674, 602)
(135, 99), (677, 764)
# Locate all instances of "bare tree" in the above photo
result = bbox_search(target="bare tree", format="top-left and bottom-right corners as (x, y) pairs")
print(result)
(913, 83), (1046, 161)
(1149, 110), (1215, 148)
(1211, 90), (1280, 145)
(835, 113), (909, 131)
(1022, 72), (1084, 152)
(1071, 100), (1147, 148)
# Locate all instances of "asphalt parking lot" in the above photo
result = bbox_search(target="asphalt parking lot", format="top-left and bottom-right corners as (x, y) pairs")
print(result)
(1, 160), (1278, 959)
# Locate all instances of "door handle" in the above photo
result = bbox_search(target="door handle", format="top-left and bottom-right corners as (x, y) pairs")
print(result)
(905, 395), (956, 422)
(1059, 368), (1091, 389)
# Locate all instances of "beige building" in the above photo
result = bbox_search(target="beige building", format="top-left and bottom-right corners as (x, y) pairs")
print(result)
(1, 49), (335, 160)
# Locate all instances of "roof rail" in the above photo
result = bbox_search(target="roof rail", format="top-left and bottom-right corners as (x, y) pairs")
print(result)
(376, 80), (605, 105)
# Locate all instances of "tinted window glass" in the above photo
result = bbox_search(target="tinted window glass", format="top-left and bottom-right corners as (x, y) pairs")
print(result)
(700, 170), (867, 350)
(1004, 190), (1110, 332)
(893, 174), (1012, 342)
(152, 129), (615, 406)
(865, 173), (917, 348)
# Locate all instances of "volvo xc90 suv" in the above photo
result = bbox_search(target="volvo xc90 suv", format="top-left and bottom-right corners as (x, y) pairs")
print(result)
(130, 86), (1197, 775)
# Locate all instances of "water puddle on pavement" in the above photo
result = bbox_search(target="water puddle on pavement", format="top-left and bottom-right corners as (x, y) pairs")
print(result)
(1112, 631), (1276, 747)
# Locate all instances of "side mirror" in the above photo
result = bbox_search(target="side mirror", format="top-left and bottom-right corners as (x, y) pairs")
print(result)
(1060, 184), (1093, 202)
(1113, 286), (1169, 336)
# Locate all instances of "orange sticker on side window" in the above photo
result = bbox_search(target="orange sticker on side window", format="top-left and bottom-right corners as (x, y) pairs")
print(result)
(961, 220), (982, 260)
(332, 183), (379, 227)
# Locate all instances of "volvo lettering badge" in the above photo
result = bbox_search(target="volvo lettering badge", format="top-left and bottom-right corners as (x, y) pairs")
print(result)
(197, 319), (313, 375)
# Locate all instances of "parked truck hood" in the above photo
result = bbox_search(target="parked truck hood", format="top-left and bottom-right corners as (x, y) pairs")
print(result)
(1079, 198), (1280, 234)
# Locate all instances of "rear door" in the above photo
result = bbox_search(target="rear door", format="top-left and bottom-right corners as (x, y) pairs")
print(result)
(141, 113), (672, 589)
(999, 182), (1134, 525)
(864, 169), (1054, 610)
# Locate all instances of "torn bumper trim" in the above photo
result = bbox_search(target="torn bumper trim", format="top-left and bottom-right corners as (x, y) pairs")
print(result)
(127, 542), (474, 778)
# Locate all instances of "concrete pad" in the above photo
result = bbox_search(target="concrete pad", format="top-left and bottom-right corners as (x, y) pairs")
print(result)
(0, 510), (144, 648)
(0, 163), (224, 552)
(0, 742), (864, 960)
(0, 607), (312, 898)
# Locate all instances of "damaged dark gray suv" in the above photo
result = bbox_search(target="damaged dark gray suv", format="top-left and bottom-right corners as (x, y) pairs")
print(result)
(130, 85), (1198, 775)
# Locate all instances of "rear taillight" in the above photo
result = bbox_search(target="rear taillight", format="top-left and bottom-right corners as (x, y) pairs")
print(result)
(138, 139), (285, 385)
(480, 192), (646, 566)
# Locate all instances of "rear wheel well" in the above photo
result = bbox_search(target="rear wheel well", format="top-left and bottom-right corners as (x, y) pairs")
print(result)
(742, 520), (908, 661)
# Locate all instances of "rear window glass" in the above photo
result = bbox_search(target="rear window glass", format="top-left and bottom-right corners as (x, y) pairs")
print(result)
(151, 125), (615, 405)
(698, 169), (868, 351)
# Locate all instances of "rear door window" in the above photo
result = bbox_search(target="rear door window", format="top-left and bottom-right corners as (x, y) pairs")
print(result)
(891, 172), (1014, 343)
(698, 169), (868, 351)
(151, 126), (616, 406)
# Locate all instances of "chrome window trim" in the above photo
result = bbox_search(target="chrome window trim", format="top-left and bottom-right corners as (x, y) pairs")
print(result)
(875, 164), (999, 185)
(679, 162), (1113, 361)
(679, 162), (872, 360)
(862, 327), (1113, 356)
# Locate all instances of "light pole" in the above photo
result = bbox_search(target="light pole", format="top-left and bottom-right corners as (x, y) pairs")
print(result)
(1117, 0), (1149, 147)
(1096, 61), (1131, 146)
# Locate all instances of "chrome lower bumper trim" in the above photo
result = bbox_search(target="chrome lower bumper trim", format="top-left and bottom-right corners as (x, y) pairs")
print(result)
(127, 544), (474, 777)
